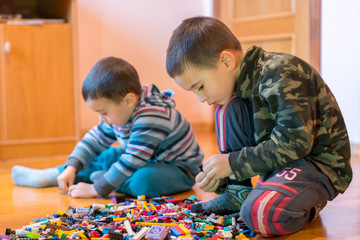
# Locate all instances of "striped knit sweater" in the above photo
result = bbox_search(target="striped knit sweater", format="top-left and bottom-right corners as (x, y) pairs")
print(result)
(67, 84), (203, 196)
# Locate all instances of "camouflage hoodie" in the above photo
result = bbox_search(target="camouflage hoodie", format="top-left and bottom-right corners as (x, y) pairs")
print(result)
(229, 46), (352, 193)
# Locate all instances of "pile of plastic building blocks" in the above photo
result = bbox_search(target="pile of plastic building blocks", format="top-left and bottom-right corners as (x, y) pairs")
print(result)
(0, 196), (255, 240)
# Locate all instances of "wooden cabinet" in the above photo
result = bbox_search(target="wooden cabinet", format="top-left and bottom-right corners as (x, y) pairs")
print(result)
(0, 24), (77, 159)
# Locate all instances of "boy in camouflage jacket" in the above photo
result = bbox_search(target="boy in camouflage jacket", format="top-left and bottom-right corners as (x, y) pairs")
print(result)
(166, 16), (352, 237)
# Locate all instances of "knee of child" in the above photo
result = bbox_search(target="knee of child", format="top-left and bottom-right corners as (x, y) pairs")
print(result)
(128, 167), (161, 197)
(240, 193), (307, 237)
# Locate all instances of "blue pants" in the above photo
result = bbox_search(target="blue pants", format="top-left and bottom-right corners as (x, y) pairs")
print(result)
(58, 147), (195, 197)
(216, 97), (337, 236)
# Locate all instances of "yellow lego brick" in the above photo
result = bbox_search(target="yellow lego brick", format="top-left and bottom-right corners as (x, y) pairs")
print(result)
(178, 224), (190, 235)
(112, 217), (127, 222)
(143, 202), (150, 211)
(56, 211), (70, 217)
(148, 203), (157, 211)
(55, 229), (77, 236)
(78, 232), (89, 240)
(198, 231), (207, 236)
(135, 222), (178, 227)
(204, 225), (214, 231)
(138, 195), (146, 200)
(235, 233), (249, 240)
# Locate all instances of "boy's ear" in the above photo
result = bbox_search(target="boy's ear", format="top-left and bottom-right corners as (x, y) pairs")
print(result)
(124, 92), (138, 107)
(219, 50), (237, 71)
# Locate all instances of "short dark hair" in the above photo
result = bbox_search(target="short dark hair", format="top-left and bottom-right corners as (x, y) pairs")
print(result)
(82, 57), (142, 103)
(166, 16), (242, 78)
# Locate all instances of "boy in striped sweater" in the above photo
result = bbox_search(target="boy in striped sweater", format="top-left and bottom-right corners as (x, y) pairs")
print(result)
(12, 57), (203, 198)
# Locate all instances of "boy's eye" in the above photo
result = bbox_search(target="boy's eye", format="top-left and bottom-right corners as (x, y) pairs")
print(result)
(196, 85), (204, 92)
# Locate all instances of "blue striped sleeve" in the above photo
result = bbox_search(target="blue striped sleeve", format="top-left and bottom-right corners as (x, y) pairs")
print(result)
(68, 121), (117, 168)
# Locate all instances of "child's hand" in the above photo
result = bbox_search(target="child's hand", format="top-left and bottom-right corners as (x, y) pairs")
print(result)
(196, 171), (221, 192)
(57, 166), (76, 191)
(68, 182), (99, 198)
(196, 154), (232, 192)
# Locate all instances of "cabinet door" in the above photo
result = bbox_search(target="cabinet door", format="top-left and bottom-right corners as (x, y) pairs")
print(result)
(1, 24), (75, 140)
(215, 0), (320, 72)
(0, 24), (76, 158)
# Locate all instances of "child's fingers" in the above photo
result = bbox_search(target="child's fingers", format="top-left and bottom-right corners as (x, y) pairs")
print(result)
(197, 168), (217, 187)
(68, 177), (75, 188)
(202, 162), (219, 178)
(198, 173), (215, 190)
(207, 179), (220, 192)
(201, 178), (220, 192)
(58, 179), (67, 191)
(68, 184), (76, 191)
(195, 171), (206, 183)
(202, 162), (212, 173)
(59, 177), (74, 192)
(202, 154), (219, 172)
(197, 175), (210, 190)
(68, 184), (77, 197)
(203, 169), (216, 181)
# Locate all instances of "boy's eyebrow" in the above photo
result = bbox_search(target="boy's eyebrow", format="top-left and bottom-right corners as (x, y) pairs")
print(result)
(188, 81), (200, 91)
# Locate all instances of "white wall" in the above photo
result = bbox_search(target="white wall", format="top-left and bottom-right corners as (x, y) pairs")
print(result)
(321, 0), (360, 144)
(76, 1), (360, 144)
(76, 0), (214, 131)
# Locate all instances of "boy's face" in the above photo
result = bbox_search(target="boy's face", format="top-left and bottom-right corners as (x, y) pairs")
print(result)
(173, 62), (236, 105)
(86, 97), (134, 127)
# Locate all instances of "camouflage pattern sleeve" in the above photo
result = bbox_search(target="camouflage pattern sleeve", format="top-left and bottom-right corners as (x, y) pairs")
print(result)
(230, 46), (352, 193)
